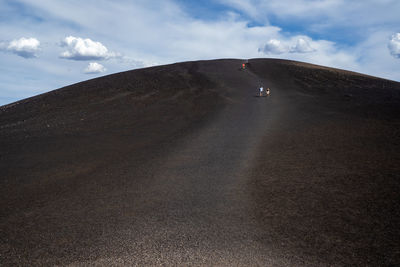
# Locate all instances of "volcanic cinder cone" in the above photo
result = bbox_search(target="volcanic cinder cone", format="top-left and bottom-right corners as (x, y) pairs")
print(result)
(1, 59), (400, 266)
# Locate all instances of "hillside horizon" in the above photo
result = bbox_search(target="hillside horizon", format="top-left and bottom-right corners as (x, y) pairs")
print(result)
(1, 58), (398, 109)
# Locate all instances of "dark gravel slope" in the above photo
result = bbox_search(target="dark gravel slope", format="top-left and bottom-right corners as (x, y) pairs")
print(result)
(1, 59), (399, 266)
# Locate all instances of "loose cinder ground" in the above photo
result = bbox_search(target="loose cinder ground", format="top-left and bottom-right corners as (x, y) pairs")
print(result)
(1, 59), (400, 266)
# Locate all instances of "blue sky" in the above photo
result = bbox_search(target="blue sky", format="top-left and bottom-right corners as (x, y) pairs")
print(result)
(0, 0), (399, 105)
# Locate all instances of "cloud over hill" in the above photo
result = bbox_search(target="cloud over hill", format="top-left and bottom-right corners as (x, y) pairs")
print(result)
(84, 62), (106, 74)
(260, 37), (315, 54)
(388, 33), (400, 58)
(60, 36), (118, 61)
(0, 37), (40, 58)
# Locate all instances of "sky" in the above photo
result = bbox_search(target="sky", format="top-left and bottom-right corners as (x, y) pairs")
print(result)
(0, 0), (399, 105)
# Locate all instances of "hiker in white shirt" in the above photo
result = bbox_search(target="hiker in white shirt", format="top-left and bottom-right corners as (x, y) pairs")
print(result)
(259, 86), (264, 97)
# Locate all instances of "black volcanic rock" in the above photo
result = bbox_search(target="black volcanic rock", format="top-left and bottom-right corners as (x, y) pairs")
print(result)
(1, 59), (400, 266)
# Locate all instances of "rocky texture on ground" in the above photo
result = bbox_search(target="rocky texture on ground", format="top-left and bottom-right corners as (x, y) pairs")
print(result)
(1, 59), (399, 266)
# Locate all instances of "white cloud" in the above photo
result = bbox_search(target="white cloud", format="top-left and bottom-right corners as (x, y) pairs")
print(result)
(60, 36), (118, 60)
(260, 37), (316, 54)
(290, 38), (315, 53)
(388, 33), (400, 58)
(0, 37), (40, 58)
(259, 39), (287, 54)
(84, 62), (106, 74)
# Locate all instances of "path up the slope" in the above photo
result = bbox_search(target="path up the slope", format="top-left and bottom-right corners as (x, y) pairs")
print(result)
(66, 61), (291, 265)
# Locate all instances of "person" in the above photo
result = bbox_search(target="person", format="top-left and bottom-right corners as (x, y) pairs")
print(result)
(259, 86), (264, 97)
(266, 88), (270, 96)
